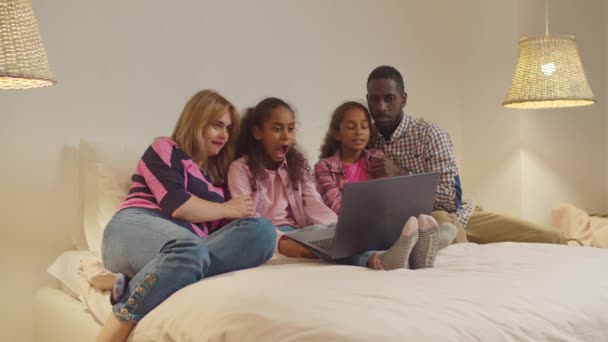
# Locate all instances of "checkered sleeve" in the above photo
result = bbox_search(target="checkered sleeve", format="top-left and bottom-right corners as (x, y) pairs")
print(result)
(423, 124), (462, 214)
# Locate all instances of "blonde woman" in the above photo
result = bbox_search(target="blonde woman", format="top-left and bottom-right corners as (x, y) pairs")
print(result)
(97, 90), (275, 342)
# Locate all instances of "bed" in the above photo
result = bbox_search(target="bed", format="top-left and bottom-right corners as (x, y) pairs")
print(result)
(33, 287), (100, 342)
(35, 140), (608, 341)
(39, 242), (608, 341)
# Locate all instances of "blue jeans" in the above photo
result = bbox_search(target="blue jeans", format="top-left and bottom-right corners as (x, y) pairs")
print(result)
(102, 208), (276, 321)
(277, 225), (374, 267)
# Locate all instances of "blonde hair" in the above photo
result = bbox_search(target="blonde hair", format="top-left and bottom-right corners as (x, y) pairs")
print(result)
(171, 89), (239, 186)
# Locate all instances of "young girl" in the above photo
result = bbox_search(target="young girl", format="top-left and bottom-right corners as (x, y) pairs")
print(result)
(314, 101), (384, 214)
(227, 97), (440, 270)
(97, 90), (276, 342)
(315, 101), (456, 254)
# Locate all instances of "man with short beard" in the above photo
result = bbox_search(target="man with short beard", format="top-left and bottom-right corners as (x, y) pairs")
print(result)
(365, 65), (570, 245)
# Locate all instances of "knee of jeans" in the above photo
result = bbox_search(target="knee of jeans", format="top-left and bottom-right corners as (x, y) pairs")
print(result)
(161, 236), (210, 273)
(246, 218), (276, 256)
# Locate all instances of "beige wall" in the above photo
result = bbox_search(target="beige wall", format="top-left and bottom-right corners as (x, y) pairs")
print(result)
(0, 1), (605, 340)
(606, 0), (608, 208)
(517, 0), (607, 224)
(458, 1), (523, 218)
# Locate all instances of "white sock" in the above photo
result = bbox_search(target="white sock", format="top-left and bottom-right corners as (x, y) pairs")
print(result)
(380, 216), (419, 270)
(410, 214), (440, 269)
(438, 222), (457, 250)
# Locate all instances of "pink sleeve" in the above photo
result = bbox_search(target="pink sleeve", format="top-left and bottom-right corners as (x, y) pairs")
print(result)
(302, 171), (338, 225)
(139, 138), (191, 216)
(228, 159), (284, 250)
(227, 159), (253, 198)
(313, 160), (341, 214)
(227, 159), (260, 218)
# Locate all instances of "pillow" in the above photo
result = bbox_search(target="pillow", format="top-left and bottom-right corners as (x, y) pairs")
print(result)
(47, 250), (116, 324)
(92, 162), (132, 256)
(77, 257), (115, 324)
(80, 139), (148, 257)
(552, 203), (608, 248)
(77, 273), (112, 324)
(47, 250), (102, 298)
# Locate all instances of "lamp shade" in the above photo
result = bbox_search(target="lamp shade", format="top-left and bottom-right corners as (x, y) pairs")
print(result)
(503, 35), (595, 109)
(0, 0), (55, 89)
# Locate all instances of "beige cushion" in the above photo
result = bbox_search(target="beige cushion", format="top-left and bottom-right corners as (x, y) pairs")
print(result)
(79, 139), (149, 257)
(552, 203), (608, 248)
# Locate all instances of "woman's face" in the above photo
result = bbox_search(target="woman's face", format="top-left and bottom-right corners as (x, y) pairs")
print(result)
(202, 109), (232, 157)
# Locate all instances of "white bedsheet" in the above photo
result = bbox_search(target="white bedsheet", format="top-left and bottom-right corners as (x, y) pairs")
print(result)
(130, 243), (608, 342)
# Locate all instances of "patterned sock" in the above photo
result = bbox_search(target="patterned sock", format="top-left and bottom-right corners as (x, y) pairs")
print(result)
(380, 216), (419, 270)
(110, 273), (126, 305)
(411, 214), (440, 269)
(438, 222), (457, 250)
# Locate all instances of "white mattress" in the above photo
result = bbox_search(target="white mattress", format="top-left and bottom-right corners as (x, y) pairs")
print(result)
(129, 243), (608, 342)
(33, 287), (100, 342)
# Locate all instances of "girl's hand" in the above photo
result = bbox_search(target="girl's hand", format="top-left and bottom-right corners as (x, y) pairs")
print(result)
(278, 239), (318, 259)
(368, 155), (407, 178)
(222, 195), (254, 219)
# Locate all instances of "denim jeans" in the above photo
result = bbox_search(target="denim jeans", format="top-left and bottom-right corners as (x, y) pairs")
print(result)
(102, 207), (276, 321)
(277, 225), (374, 267)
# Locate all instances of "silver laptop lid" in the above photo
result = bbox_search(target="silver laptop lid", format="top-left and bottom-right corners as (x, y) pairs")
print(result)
(331, 172), (440, 257)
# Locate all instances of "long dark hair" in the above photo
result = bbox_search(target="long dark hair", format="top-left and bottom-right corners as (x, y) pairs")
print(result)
(319, 101), (372, 159)
(236, 97), (310, 192)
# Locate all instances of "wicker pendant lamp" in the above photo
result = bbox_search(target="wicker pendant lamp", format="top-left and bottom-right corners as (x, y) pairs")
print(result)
(502, 0), (595, 109)
(0, 0), (56, 89)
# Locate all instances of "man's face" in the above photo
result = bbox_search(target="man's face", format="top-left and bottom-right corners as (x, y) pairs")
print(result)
(366, 78), (407, 138)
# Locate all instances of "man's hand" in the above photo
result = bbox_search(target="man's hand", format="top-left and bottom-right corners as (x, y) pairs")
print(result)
(368, 155), (407, 178)
(278, 238), (318, 259)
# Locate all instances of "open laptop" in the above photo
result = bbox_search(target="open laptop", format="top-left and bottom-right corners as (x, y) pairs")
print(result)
(285, 172), (440, 260)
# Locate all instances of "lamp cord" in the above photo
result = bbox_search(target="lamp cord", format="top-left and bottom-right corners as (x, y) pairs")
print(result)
(545, 0), (549, 36)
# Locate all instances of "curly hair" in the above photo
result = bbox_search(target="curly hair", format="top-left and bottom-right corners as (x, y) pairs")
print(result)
(235, 97), (310, 192)
(319, 101), (372, 159)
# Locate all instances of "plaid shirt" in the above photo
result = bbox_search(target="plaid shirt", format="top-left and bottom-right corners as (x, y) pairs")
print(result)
(313, 149), (384, 214)
(369, 114), (474, 227)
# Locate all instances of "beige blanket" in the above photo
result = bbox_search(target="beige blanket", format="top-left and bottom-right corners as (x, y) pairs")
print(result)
(552, 203), (608, 248)
(130, 243), (608, 341)
(78, 242), (608, 341)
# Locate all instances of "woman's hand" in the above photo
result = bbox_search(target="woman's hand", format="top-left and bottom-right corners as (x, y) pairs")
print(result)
(278, 239), (318, 259)
(222, 195), (254, 219)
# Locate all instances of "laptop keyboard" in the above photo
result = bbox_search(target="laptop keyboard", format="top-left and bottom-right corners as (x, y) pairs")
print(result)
(309, 237), (335, 251)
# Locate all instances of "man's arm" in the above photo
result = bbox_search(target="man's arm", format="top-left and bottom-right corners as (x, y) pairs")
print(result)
(423, 125), (462, 213)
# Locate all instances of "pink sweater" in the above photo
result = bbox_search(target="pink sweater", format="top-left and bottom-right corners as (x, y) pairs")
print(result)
(228, 156), (337, 248)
